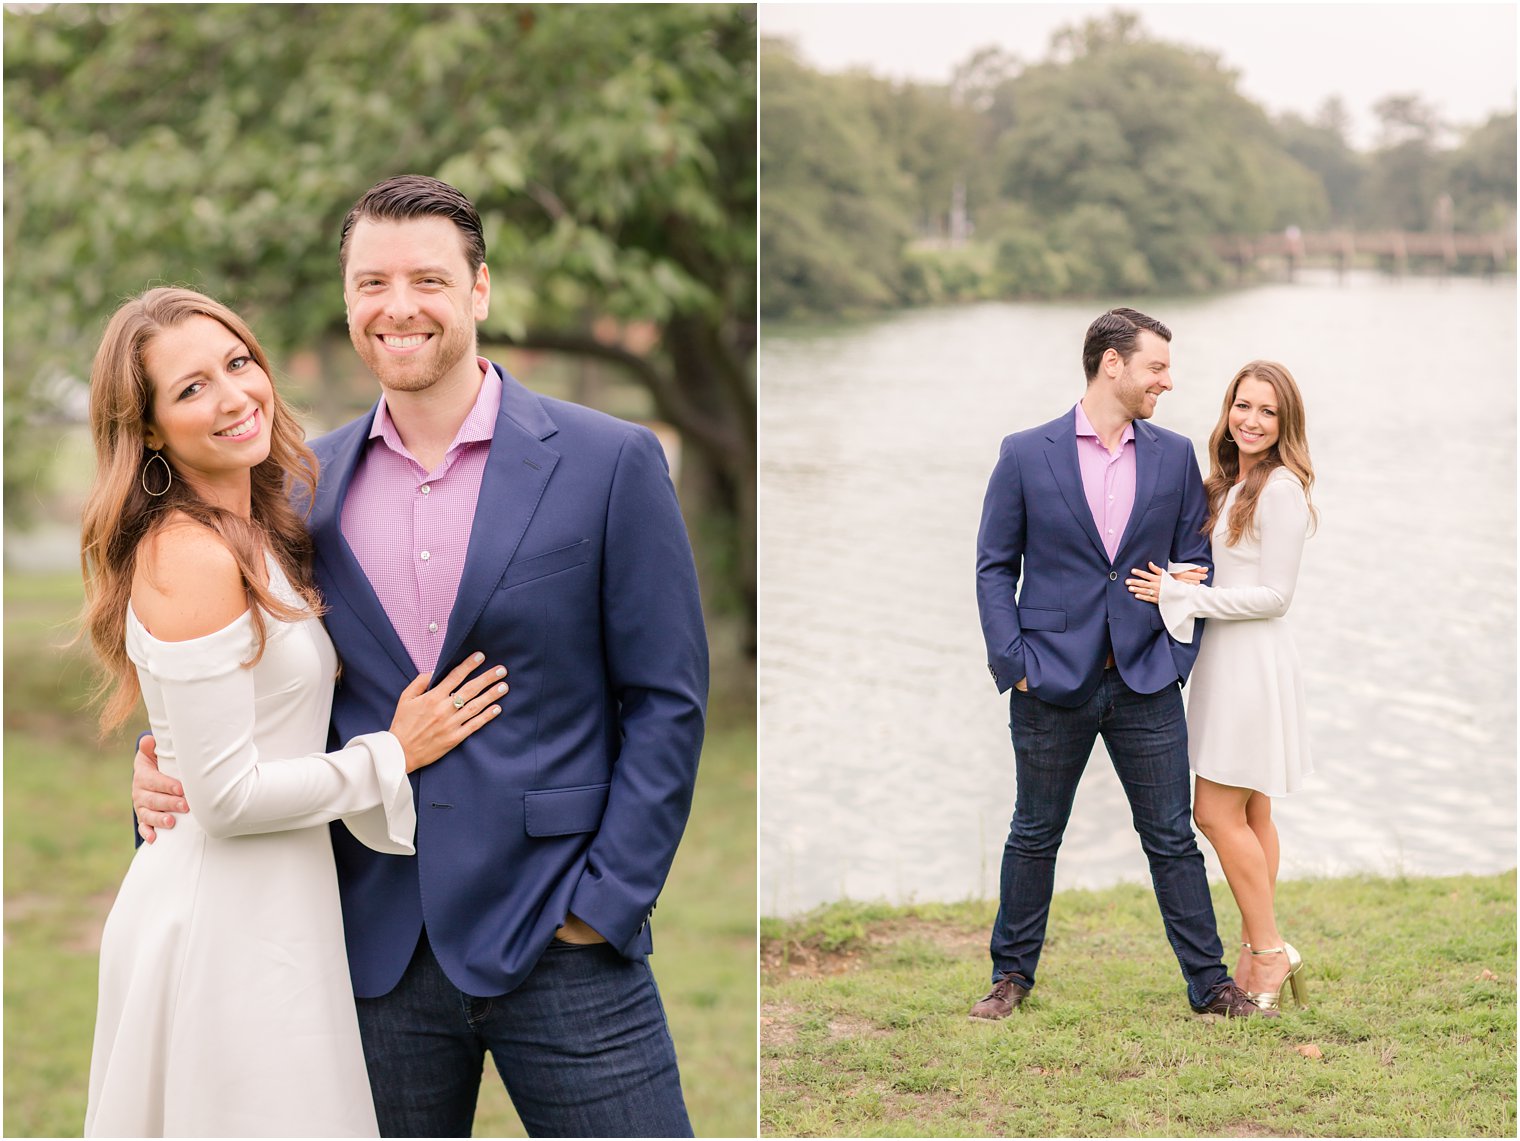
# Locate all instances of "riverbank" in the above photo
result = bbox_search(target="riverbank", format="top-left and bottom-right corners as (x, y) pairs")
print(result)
(761, 872), (1516, 1137)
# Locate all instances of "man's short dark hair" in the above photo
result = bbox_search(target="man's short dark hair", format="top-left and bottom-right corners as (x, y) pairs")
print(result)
(1082, 307), (1172, 382)
(339, 174), (486, 276)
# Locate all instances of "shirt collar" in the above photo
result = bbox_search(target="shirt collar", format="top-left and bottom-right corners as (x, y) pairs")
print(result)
(1073, 401), (1134, 445)
(368, 357), (502, 460)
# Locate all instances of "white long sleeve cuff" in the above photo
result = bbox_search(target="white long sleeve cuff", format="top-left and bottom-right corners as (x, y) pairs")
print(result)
(1157, 474), (1309, 643)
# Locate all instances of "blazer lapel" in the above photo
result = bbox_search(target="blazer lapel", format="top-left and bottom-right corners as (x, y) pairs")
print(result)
(1044, 412), (1110, 564)
(1116, 420), (1161, 555)
(309, 412), (420, 680)
(435, 365), (561, 672)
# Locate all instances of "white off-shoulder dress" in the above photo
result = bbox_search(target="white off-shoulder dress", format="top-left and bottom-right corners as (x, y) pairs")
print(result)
(1159, 467), (1313, 796)
(85, 558), (416, 1138)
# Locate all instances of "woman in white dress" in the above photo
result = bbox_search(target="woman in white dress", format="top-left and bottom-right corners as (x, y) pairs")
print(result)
(78, 287), (507, 1136)
(1126, 360), (1316, 1012)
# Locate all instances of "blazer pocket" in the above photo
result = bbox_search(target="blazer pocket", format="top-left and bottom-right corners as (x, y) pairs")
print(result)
(1143, 490), (1182, 514)
(1019, 607), (1067, 632)
(501, 540), (591, 590)
(523, 782), (611, 837)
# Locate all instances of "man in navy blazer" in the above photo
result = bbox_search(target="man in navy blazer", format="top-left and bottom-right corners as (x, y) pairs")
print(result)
(134, 176), (708, 1134)
(971, 308), (1273, 1021)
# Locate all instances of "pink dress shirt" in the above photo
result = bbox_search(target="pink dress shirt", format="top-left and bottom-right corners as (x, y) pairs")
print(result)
(340, 360), (501, 676)
(1072, 401), (1136, 564)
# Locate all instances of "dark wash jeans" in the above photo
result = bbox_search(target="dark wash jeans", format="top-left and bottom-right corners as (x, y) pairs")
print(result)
(990, 672), (1230, 1009)
(356, 931), (692, 1138)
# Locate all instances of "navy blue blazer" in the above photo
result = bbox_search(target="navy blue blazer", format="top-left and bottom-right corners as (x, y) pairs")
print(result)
(976, 408), (1212, 707)
(309, 361), (708, 998)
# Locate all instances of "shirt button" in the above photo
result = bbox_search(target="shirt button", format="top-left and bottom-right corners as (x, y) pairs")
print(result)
(421, 485), (431, 496)
(420, 551), (431, 561)
(428, 622), (438, 633)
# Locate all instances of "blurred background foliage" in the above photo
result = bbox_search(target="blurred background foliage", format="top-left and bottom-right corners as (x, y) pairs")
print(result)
(760, 10), (1517, 317)
(5, 2), (756, 651)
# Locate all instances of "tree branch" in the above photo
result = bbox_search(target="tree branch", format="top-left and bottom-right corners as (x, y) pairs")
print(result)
(506, 329), (746, 459)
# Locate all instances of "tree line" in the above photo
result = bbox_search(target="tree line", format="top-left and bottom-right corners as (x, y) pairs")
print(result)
(761, 11), (1517, 318)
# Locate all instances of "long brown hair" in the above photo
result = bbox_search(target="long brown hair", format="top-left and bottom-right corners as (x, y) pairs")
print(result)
(79, 287), (323, 734)
(1203, 360), (1318, 547)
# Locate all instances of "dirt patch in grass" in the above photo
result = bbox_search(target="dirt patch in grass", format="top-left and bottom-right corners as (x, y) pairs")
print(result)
(1217, 1121), (1304, 1137)
(759, 1002), (893, 1047)
(889, 1087), (972, 1117)
(826, 1013), (890, 1040)
(867, 917), (986, 956)
(4, 707), (100, 746)
(762, 915), (986, 981)
(880, 1087), (1008, 1136)
(2, 895), (42, 945)
(761, 938), (867, 979)
(761, 1002), (802, 1048)
(6, 888), (115, 954)
(64, 889), (116, 954)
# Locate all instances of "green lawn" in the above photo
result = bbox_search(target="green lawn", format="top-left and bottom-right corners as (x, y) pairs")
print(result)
(761, 874), (1516, 1136)
(4, 570), (756, 1138)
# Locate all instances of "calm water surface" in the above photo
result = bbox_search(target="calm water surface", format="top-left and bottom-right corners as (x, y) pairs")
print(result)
(760, 271), (1517, 916)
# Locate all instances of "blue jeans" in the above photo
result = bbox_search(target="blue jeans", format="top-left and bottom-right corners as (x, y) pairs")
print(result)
(990, 673), (1229, 1009)
(355, 932), (692, 1138)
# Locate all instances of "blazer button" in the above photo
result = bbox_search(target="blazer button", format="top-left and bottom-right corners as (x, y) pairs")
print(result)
(1109, 571), (1118, 581)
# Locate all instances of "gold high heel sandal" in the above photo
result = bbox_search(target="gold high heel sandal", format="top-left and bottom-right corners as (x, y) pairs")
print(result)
(1245, 942), (1306, 1010)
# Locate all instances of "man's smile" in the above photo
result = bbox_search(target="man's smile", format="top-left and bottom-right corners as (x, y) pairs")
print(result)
(378, 332), (433, 352)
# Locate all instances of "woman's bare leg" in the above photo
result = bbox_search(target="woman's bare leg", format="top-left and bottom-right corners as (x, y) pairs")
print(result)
(1245, 791), (1280, 896)
(1234, 792), (1280, 979)
(1193, 776), (1287, 994)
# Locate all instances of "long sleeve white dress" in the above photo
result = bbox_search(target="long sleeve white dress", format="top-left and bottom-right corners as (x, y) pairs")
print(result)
(1159, 467), (1313, 796)
(85, 557), (416, 1137)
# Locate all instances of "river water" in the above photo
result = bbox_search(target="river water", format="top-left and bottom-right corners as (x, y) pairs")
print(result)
(759, 270), (1517, 917)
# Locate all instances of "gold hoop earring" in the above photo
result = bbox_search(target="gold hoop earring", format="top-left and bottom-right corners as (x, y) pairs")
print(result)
(142, 449), (173, 497)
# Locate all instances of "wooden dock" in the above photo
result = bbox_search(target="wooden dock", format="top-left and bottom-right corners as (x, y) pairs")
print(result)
(1213, 229), (1516, 278)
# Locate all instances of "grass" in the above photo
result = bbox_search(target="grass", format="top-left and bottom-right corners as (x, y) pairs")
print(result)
(761, 874), (1516, 1137)
(3, 570), (756, 1138)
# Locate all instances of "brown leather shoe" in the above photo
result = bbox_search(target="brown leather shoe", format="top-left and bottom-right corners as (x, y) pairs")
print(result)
(969, 975), (1028, 1020)
(1194, 982), (1281, 1019)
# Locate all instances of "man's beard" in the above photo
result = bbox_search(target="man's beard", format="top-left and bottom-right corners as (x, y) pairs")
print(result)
(1119, 373), (1156, 420)
(351, 324), (471, 393)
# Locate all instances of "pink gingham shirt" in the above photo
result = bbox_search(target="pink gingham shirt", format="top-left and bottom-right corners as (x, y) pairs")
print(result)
(340, 360), (501, 675)
(1072, 401), (1136, 563)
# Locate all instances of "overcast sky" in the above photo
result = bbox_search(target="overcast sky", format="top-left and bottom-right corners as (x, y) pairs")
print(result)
(759, 2), (1517, 150)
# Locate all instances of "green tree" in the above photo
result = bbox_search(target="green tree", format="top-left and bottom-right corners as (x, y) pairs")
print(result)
(1448, 111), (1517, 233)
(1364, 93), (1448, 230)
(856, 76), (980, 240)
(1276, 99), (1367, 228)
(758, 37), (915, 317)
(991, 12), (1327, 293)
(4, 3), (756, 635)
